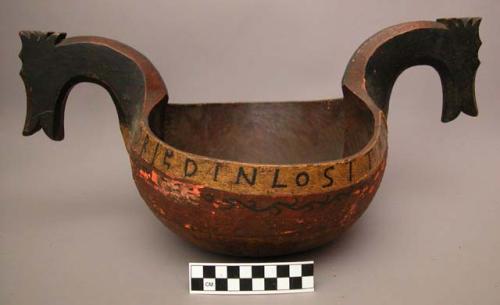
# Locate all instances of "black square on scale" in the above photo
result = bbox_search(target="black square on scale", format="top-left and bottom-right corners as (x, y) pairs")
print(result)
(240, 278), (252, 291)
(290, 277), (302, 289)
(191, 278), (204, 291)
(227, 266), (240, 278)
(277, 265), (290, 277)
(252, 265), (264, 278)
(203, 266), (215, 278)
(264, 278), (277, 290)
(216, 278), (228, 291)
(302, 263), (314, 276)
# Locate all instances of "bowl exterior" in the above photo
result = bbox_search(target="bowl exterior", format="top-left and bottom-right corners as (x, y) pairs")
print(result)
(130, 155), (386, 257)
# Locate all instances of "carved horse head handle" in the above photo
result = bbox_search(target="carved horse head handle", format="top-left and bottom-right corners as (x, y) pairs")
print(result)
(18, 31), (167, 141)
(343, 18), (481, 122)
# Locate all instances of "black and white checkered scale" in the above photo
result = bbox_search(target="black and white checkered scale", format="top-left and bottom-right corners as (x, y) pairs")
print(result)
(189, 261), (314, 294)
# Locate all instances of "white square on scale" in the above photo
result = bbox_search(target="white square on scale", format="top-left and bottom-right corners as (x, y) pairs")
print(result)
(302, 276), (314, 289)
(191, 265), (203, 278)
(215, 266), (227, 278)
(203, 278), (216, 291)
(277, 277), (290, 290)
(252, 278), (265, 290)
(264, 265), (277, 278)
(227, 279), (240, 291)
(289, 264), (302, 277)
(240, 266), (252, 278)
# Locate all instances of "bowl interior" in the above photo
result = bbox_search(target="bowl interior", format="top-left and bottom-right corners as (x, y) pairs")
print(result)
(148, 98), (374, 164)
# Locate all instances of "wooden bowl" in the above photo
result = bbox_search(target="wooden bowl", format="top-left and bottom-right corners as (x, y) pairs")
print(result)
(19, 18), (481, 256)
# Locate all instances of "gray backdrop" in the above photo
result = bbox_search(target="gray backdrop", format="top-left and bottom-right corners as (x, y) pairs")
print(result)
(1, 1), (499, 304)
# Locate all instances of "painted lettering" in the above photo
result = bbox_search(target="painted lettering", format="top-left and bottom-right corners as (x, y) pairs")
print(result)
(163, 149), (173, 170)
(184, 158), (198, 177)
(322, 166), (335, 187)
(272, 169), (287, 188)
(295, 171), (310, 187)
(140, 135), (150, 157)
(150, 143), (159, 164)
(235, 167), (257, 185)
(213, 163), (221, 181)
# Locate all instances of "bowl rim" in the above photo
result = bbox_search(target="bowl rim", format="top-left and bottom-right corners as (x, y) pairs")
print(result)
(141, 97), (386, 168)
(129, 97), (387, 196)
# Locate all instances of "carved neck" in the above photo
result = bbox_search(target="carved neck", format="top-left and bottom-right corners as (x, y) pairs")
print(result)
(342, 18), (481, 122)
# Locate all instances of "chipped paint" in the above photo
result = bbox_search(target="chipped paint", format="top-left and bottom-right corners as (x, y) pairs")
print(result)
(139, 168), (205, 205)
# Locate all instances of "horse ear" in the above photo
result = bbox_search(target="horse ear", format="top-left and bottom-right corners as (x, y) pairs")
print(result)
(19, 31), (34, 46)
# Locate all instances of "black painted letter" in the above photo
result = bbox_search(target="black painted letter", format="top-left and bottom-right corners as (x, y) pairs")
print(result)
(163, 149), (173, 170)
(213, 163), (221, 181)
(184, 158), (198, 177)
(235, 167), (257, 186)
(295, 172), (310, 187)
(140, 135), (150, 157)
(322, 166), (335, 187)
(272, 169), (287, 188)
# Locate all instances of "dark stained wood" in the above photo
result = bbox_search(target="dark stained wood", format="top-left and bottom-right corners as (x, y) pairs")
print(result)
(149, 100), (373, 164)
(19, 31), (167, 141)
(19, 18), (482, 256)
(343, 18), (481, 122)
